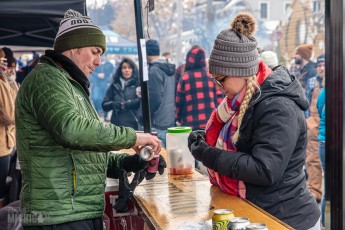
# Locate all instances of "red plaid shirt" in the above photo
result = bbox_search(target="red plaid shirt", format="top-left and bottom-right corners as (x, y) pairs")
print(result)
(176, 47), (222, 130)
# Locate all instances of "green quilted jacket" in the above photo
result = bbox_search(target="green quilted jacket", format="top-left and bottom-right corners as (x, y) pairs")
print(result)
(15, 55), (137, 226)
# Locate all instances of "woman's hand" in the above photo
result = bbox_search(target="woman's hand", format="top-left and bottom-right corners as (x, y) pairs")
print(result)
(188, 130), (209, 161)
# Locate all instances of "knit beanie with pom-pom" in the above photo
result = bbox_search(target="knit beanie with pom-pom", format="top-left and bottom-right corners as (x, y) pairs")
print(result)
(208, 13), (259, 77)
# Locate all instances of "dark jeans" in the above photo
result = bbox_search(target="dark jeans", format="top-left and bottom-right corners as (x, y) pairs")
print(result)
(23, 217), (104, 230)
(0, 154), (10, 198)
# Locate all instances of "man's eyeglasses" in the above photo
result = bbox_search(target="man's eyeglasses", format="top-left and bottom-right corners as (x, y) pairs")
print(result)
(210, 76), (227, 88)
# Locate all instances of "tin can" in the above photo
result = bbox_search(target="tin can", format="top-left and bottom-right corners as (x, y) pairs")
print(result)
(245, 223), (268, 230)
(228, 217), (250, 230)
(139, 145), (155, 161)
(212, 209), (235, 230)
(139, 145), (160, 173)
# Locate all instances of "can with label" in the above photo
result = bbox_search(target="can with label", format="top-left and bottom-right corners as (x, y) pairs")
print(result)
(245, 223), (268, 230)
(228, 217), (250, 230)
(212, 209), (235, 230)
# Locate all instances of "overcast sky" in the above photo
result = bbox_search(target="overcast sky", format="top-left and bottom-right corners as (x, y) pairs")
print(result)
(86, 0), (108, 8)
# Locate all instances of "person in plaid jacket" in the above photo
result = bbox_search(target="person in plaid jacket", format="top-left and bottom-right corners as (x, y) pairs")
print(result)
(176, 47), (222, 130)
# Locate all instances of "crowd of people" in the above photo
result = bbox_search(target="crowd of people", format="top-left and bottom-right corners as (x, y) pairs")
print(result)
(0, 8), (328, 230)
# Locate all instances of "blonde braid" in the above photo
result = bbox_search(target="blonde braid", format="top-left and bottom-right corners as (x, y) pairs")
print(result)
(232, 76), (258, 143)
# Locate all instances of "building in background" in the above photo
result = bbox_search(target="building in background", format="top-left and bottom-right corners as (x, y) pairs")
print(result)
(162, 0), (293, 64)
(87, 0), (324, 70)
(279, 0), (325, 67)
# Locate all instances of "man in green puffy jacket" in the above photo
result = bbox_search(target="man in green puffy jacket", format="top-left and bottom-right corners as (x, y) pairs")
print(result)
(15, 9), (164, 229)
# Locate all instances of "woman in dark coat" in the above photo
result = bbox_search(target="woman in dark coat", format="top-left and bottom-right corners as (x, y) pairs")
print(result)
(188, 13), (320, 230)
(102, 58), (141, 130)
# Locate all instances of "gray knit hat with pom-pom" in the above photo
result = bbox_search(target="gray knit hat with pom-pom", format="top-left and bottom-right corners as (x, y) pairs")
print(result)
(54, 9), (106, 54)
(209, 13), (259, 77)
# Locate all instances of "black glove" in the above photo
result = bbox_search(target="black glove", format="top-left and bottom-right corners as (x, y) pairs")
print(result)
(188, 130), (209, 162)
(122, 154), (149, 173)
(123, 100), (131, 110)
(145, 155), (167, 180)
(113, 102), (122, 111)
(188, 130), (205, 151)
(114, 169), (146, 213)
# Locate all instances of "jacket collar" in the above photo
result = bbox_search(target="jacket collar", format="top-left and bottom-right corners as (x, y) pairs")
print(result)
(43, 50), (90, 96)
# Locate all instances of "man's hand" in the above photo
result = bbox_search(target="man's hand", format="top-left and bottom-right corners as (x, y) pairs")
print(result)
(133, 133), (162, 154)
(145, 155), (167, 180)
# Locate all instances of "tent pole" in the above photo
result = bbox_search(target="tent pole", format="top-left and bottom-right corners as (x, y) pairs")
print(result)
(134, 0), (151, 133)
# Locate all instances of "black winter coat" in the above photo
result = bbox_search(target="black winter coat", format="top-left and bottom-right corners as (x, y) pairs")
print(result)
(102, 76), (140, 129)
(214, 66), (320, 229)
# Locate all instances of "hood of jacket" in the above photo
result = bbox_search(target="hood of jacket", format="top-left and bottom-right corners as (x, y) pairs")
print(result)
(252, 65), (309, 111)
(185, 47), (206, 71)
(150, 57), (176, 76)
(113, 73), (139, 88)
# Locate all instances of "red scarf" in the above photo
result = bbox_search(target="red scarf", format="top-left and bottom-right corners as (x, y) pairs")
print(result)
(204, 61), (271, 197)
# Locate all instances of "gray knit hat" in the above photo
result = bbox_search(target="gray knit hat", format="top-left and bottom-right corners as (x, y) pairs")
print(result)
(54, 9), (106, 54)
(209, 13), (259, 77)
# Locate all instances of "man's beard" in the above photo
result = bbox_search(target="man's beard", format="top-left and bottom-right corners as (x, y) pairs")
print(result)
(295, 58), (302, 65)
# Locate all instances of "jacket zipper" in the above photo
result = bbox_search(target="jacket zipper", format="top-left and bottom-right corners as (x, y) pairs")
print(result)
(70, 153), (77, 210)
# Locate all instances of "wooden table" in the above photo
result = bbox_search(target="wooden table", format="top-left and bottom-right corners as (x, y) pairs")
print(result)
(114, 149), (294, 230)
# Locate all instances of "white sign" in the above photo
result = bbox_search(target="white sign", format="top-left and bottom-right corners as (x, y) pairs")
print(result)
(140, 39), (149, 82)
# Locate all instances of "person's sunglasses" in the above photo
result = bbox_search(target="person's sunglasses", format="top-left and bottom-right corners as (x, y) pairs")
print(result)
(210, 76), (227, 88)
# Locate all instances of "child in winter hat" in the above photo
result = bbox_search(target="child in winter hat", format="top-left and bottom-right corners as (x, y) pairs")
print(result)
(54, 9), (106, 54)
